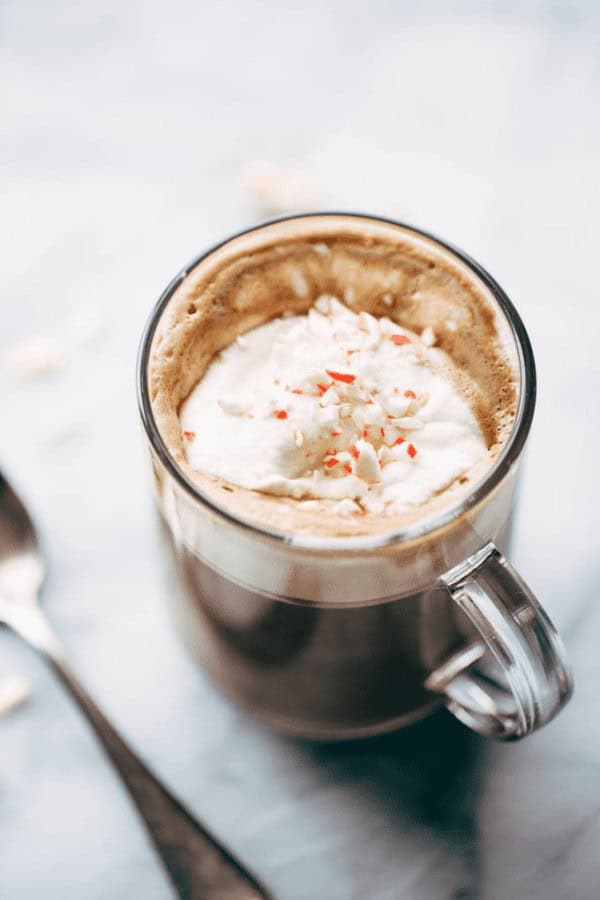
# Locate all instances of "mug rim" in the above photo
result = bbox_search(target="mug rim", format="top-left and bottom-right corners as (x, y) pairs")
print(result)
(136, 212), (536, 552)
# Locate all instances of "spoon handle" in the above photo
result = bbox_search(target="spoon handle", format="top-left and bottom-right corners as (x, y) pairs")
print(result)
(3, 602), (269, 900)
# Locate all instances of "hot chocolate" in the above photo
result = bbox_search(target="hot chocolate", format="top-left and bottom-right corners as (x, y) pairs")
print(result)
(138, 215), (567, 741)
(149, 216), (517, 537)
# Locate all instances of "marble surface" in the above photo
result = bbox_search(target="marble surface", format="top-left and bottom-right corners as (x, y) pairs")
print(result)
(1, 2), (600, 897)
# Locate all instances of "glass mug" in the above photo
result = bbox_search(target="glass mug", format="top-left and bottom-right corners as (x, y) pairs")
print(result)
(137, 213), (573, 741)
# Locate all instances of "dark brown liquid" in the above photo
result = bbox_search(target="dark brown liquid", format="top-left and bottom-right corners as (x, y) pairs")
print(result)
(158, 524), (516, 739)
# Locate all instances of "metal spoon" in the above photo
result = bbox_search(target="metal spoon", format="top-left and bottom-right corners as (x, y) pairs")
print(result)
(0, 469), (270, 900)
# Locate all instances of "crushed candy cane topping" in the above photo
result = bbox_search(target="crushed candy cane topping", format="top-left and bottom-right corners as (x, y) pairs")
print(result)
(180, 295), (488, 516)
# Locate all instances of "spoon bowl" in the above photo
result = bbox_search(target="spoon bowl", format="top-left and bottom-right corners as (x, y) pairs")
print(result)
(0, 471), (44, 603)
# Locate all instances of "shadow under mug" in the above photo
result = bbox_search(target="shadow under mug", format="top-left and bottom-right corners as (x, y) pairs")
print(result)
(137, 213), (573, 741)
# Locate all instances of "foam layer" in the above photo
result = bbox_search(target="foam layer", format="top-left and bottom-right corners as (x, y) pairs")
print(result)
(148, 215), (518, 536)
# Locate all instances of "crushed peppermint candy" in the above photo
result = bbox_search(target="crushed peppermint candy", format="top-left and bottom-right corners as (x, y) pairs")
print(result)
(320, 387), (340, 406)
(180, 294), (488, 517)
(326, 368), (356, 384)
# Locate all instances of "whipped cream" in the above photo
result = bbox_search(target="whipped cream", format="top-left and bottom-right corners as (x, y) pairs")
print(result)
(180, 296), (488, 517)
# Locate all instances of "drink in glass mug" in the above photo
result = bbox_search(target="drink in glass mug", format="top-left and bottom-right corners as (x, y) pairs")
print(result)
(137, 213), (572, 741)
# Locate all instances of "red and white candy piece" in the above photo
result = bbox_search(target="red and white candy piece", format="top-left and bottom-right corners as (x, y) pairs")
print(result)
(354, 439), (381, 482)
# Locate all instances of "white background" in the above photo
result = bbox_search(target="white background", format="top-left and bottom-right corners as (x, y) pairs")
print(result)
(2, 2), (599, 898)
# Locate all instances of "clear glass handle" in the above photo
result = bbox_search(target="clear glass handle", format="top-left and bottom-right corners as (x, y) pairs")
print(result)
(425, 544), (574, 740)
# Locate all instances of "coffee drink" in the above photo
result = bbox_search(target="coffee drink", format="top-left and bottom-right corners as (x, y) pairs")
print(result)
(139, 215), (560, 740)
